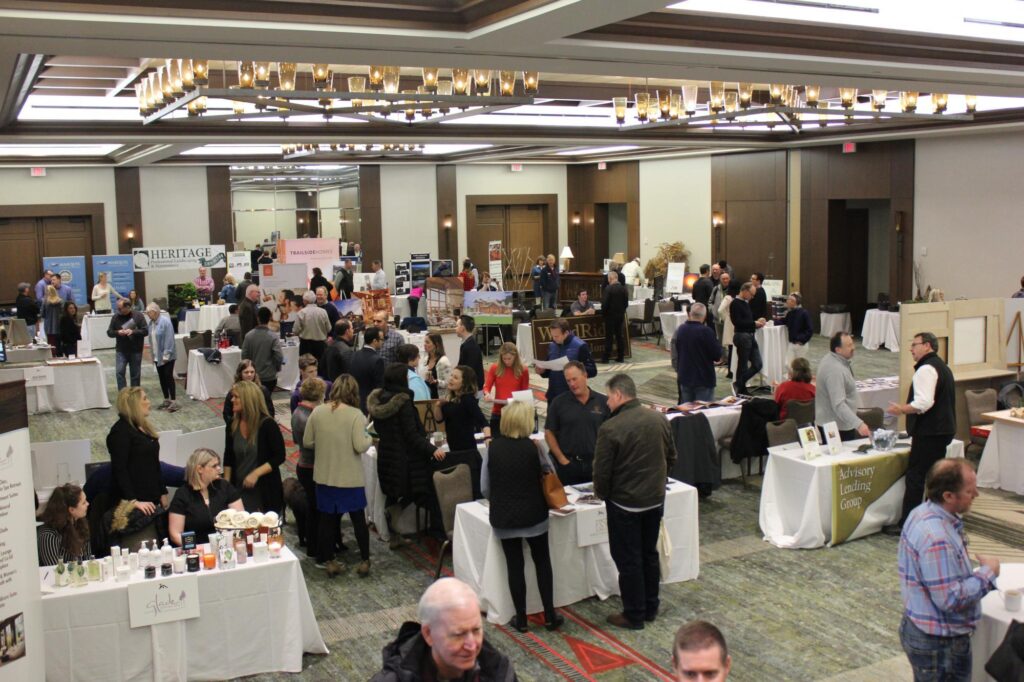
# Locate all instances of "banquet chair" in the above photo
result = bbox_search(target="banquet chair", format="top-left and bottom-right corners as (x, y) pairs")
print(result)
(766, 419), (799, 447)
(432, 463), (473, 579)
(965, 388), (997, 460)
(856, 407), (885, 432)
(785, 399), (815, 426)
(182, 334), (206, 356)
(629, 299), (656, 340)
(655, 300), (674, 346)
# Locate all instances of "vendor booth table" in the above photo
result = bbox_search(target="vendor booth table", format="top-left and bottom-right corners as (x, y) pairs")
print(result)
(971, 563), (1024, 682)
(729, 324), (788, 386)
(977, 409), (1024, 495)
(0, 358), (110, 414)
(182, 305), (232, 335)
(81, 313), (115, 351)
(819, 312), (852, 338)
(861, 309), (900, 352)
(185, 343), (300, 401)
(453, 479), (699, 623)
(40, 547), (327, 681)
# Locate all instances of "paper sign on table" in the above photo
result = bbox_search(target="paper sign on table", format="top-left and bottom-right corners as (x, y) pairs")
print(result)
(575, 504), (609, 547)
(128, 575), (201, 628)
(822, 421), (843, 455)
(23, 365), (54, 387)
(797, 425), (822, 460)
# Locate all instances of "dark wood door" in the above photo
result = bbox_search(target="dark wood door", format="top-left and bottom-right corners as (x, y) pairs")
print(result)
(469, 205), (505, 275)
(828, 203), (870, 331)
(469, 204), (545, 286)
(0, 215), (92, 305)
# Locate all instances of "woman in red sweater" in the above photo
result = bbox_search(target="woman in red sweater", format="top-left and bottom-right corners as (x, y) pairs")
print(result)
(775, 356), (816, 420)
(483, 342), (531, 436)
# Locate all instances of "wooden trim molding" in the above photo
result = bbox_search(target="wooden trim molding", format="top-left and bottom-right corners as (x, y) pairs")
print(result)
(359, 166), (382, 265)
(114, 167), (144, 300)
(436, 165), (457, 261)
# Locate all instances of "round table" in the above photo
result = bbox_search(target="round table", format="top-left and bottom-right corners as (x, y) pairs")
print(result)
(972, 563), (1024, 682)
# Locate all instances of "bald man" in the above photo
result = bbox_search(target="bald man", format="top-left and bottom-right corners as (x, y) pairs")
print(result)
(371, 578), (517, 681)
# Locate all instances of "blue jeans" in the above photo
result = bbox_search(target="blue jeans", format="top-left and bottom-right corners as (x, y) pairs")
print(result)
(679, 385), (714, 404)
(542, 291), (557, 310)
(899, 616), (971, 682)
(115, 351), (142, 391)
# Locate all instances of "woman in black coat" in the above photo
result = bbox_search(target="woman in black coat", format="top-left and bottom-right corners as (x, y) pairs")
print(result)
(58, 301), (81, 357)
(432, 365), (489, 498)
(308, 267), (333, 295)
(367, 363), (444, 547)
(224, 380), (286, 513)
(107, 387), (168, 538)
(482, 400), (561, 633)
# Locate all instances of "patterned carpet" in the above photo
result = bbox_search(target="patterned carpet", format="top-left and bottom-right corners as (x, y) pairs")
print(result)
(26, 338), (1024, 681)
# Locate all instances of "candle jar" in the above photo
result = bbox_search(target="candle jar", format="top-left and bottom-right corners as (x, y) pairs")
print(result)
(144, 564), (156, 580)
(173, 553), (187, 574)
(186, 553), (200, 573)
(234, 537), (248, 565)
(202, 552), (217, 570)
(268, 540), (283, 559)
(161, 563), (173, 577)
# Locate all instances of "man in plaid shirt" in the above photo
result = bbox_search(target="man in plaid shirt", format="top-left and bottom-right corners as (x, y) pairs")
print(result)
(898, 458), (999, 681)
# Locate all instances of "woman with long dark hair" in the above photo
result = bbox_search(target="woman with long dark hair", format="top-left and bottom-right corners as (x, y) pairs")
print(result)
(367, 363), (445, 548)
(38, 483), (91, 565)
(421, 333), (451, 400)
(433, 365), (490, 451)
(58, 300), (81, 357)
(222, 359), (274, 425)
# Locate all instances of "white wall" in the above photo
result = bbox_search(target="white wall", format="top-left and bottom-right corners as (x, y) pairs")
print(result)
(455, 164), (568, 262)
(638, 156), (712, 273)
(380, 165), (438, 271)
(0, 167), (118, 253)
(139, 167), (210, 301)
(915, 131), (1024, 299)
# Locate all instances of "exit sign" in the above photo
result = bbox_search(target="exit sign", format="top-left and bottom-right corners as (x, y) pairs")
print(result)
(842, 142), (857, 154)
(510, 163), (523, 172)
(30, 167), (46, 177)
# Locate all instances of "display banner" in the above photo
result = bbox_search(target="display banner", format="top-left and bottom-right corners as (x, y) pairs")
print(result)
(91, 255), (135, 306)
(353, 290), (393, 325)
(259, 263), (308, 293)
(665, 262), (687, 294)
(276, 238), (338, 279)
(487, 240), (503, 289)
(42, 256), (86, 306)
(226, 251), (251, 281)
(132, 245), (225, 271)
(464, 291), (513, 325)
(530, 315), (631, 362)
(830, 451), (908, 546)
(0, 394), (45, 680)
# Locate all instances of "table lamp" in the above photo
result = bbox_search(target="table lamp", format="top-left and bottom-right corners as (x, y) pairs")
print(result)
(560, 246), (574, 271)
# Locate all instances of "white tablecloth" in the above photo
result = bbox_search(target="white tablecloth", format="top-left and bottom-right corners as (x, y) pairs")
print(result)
(633, 285), (654, 300)
(977, 415), (1024, 494)
(81, 313), (115, 351)
(855, 376), (900, 428)
(40, 547), (327, 681)
(820, 312), (852, 338)
(659, 311), (689, 340)
(729, 324), (788, 385)
(626, 300), (646, 319)
(174, 333), (189, 376)
(185, 343), (300, 401)
(861, 309), (900, 352)
(972, 563), (1024, 682)
(454, 479), (699, 623)
(6, 345), (52, 363)
(0, 359), (111, 415)
(393, 294), (412, 321)
(759, 438), (964, 549)
(183, 305), (232, 335)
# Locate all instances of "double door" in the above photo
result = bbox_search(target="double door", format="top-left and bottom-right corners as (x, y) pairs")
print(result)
(0, 215), (94, 305)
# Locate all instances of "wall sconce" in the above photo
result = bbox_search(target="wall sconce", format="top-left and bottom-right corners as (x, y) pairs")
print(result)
(442, 214), (453, 230)
(894, 211), (904, 233)
(572, 212), (581, 226)
(711, 212), (725, 229)
(125, 226), (135, 250)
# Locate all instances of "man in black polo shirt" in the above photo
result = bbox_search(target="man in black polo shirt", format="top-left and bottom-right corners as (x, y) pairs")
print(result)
(884, 331), (957, 534)
(544, 361), (608, 485)
(729, 282), (764, 396)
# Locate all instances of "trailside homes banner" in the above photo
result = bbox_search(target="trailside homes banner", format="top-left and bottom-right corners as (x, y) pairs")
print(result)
(276, 238), (338, 279)
(132, 245), (226, 271)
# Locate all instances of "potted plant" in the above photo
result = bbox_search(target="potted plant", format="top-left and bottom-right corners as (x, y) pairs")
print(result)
(644, 241), (692, 296)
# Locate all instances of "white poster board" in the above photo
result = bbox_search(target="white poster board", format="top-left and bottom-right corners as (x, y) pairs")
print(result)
(0, 427), (45, 680)
(763, 279), (785, 299)
(127, 574), (201, 628)
(488, 240), (503, 289)
(171, 426), (227, 468)
(257, 263), (308, 293)
(226, 251), (251, 281)
(665, 262), (687, 294)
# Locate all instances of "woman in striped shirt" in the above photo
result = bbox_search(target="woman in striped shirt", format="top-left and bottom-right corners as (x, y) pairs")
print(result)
(37, 483), (91, 566)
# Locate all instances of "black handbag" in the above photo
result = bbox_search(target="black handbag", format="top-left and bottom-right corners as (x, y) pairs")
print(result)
(985, 619), (1024, 682)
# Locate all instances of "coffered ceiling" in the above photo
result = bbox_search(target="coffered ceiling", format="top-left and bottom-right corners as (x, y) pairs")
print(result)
(1, 0), (1024, 168)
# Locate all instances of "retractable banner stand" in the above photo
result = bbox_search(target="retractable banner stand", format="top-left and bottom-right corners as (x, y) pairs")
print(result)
(91, 255), (135, 304)
(42, 256), (86, 307)
(276, 238), (338, 280)
(0, 383), (45, 681)
(226, 251), (251, 282)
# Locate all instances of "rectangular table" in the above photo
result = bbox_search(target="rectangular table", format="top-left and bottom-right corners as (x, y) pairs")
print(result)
(0, 359), (110, 414)
(861, 309), (900, 352)
(40, 547), (327, 681)
(81, 313), (115, 351)
(759, 438), (964, 549)
(976, 409), (1024, 494)
(659, 310), (689, 340)
(453, 479), (699, 623)
(185, 343), (300, 401)
(972, 562), (1024, 682)
(6, 344), (52, 363)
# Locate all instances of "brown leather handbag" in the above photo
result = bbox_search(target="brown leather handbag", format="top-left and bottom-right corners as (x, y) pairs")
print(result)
(541, 470), (569, 509)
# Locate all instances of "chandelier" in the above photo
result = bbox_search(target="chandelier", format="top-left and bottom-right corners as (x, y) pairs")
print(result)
(135, 60), (538, 124)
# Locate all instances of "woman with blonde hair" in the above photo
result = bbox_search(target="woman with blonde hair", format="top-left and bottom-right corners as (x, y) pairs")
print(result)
(107, 387), (168, 539)
(42, 284), (64, 353)
(481, 400), (561, 633)
(168, 448), (243, 546)
(304, 375), (374, 576)
(219, 273), (237, 304)
(91, 271), (123, 313)
(224, 380), (285, 512)
(37, 483), (90, 565)
(483, 341), (530, 437)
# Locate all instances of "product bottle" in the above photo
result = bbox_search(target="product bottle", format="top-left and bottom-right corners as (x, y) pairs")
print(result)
(109, 545), (121, 570)
(233, 537), (247, 565)
(55, 558), (68, 587)
(138, 540), (151, 568)
(73, 560), (87, 587)
(86, 555), (101, 582)
(160, 538), (173, 565)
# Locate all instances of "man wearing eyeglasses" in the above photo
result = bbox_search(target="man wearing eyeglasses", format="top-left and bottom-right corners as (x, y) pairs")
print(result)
(884, 331), (956, 535)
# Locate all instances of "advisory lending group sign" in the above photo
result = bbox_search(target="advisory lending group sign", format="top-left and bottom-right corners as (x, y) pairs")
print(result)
(132, 245), (226, 271)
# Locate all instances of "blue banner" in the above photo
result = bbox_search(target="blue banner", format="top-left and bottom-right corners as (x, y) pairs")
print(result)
(91, 254), (135, 308)
(42, 256), (87, 307)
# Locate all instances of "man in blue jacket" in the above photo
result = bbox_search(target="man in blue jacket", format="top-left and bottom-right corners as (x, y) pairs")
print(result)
(539, 318), (596, 402)
(672, 303), (723, 403)
(783, 293), (813, 363)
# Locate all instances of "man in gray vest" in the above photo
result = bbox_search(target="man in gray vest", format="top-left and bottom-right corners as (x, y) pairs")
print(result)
(885, 331), (956, 534)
